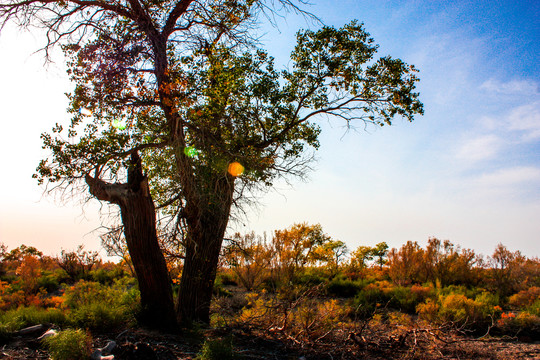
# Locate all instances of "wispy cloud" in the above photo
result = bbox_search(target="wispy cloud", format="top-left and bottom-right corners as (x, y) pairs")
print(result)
(474, 166), (540, 188)
(506, 102), (540, 141)
(480, 79), (540, 95)
(456, 134), (503, 163)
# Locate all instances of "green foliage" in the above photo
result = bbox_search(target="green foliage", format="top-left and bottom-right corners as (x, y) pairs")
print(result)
(352, 285), (392, 319)
(90, 267), (127, 285)
(417, 293), (498, 333)
(528, 299), (540, 316)
(0, 306), (66, 344)
(326, 276), (362, 298)
(63, 280), (139, 331)
(196, 336), (238, 360)
(36, 273), (61, 293)
(43, 329), (92, 360)
(496, 311), (540, 340)
(213, 276), (233, 298)
(0, 306), (66, 332)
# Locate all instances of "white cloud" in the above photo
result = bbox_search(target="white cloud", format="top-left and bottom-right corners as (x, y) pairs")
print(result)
(474, 166), (540, 188)
(456, 134), (503, 163)
(480, 79), (540, 95)
(506, 102), (540, 141)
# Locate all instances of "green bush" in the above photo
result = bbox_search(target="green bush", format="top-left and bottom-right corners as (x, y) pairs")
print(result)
(351, 286), (391, 318)
(213, 276), (233, 298)
(528, 298), (540, 316)
(0, 307), (66, 344)
(0, 306), (66, 332)
(496, 311), (540, 340)
(63, 280), (139, 331)
(43, 329), (92, 360)
(36, 273), (60, 293)
(417, 293), (496, 333)
(196, 336), (238, 360)
(388, 286), (426, 313)
(217, 273), (238, 286)
(294, 272), (327, 287)
(326, 277), (361, 298)
(90, 268), (127, 285)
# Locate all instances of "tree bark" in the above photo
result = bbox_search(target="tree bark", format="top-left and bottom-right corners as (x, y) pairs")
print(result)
(176, 176), (234, 325)
(86, 152), (177, 330)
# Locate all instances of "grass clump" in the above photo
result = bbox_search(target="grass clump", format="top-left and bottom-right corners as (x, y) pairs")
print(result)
(0, 306), (66, 332)
(196, 336), (239, 360)
(63, 279), (139, 331)
(42, 328), (92, 360)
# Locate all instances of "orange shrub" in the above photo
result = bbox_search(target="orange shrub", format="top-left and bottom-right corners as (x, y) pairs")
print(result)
(509, 286), (540, 309)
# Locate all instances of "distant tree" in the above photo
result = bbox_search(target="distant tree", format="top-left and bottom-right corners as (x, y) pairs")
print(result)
(371, 242), (389, 270)
(0, 243), (6, 276)
(222, 231), (273, 290)
(387, 241), (424, 285)
(423, 238), (478, 287)
(272, 223), (332, 281)
(100, 227), (135, 276)
(2, 0), (422, 326)
(57, 245), (100, 281)
(349, 245), (374, 274)
(3, 244), (42, 263)
(16, 255), (42, 293)
(312, 239), (348, 274)
(489, 243), (525, 296)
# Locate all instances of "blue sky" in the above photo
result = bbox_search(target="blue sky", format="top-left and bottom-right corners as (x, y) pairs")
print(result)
(0, 0), (539, 258)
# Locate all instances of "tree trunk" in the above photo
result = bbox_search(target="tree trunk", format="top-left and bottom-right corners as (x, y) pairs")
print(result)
(176, 177), (234, 325)
(86, 152), (177, 330)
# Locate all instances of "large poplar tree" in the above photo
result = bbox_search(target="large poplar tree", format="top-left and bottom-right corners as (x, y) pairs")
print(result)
(1, 0), (423, 327)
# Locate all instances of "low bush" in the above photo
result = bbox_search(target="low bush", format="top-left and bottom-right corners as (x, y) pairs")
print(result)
(62, 280), (139, 331)
(36, 273), (60, 293)
(496, 311), (540, 340)
(326, 277), (361, 298)
(196, 336), (238, 360)
(43, 328), (92, 360)
(417, 293), (498, 333)
(509, 287), (540, 309)
(0, 306), (66, 344)
(0, 306), (66, 332)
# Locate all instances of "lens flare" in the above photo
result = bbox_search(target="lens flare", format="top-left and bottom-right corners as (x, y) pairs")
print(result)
(228, 162), (244, 177)
(112, 119), (126, 130)
(79, 108), (92, 116)
(184, 146), (199, 157)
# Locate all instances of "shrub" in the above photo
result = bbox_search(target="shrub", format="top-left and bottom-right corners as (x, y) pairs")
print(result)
(295, 272), (327, 287)
(0, 306), (66, 332)
(509, 287), (540, 309)
(326, 277), (361, 298)
(196, 336), (238, 360)
(417, 293), (497, 333)
(43, 329), (92, 360)
(36, 273), (60, 293)
(528, 298), (540, 316)
(213, 276), (233, 298)
(62, 280), (139, 331)
(351, 285), (391, 318)
(496, 311), (540, 340)
(217, 272), (238, 286)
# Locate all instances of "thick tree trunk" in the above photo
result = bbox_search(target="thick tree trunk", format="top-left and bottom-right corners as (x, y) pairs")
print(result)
(176, 177), (234, 325)
(86, 152), (177, 330)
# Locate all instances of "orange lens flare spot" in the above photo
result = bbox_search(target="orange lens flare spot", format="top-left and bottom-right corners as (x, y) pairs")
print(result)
(228, 162), (244, 177)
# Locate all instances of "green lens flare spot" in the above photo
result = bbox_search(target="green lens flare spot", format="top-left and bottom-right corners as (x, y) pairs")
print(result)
(112, 119), (126, 130)
(184, 146), (199, 157)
